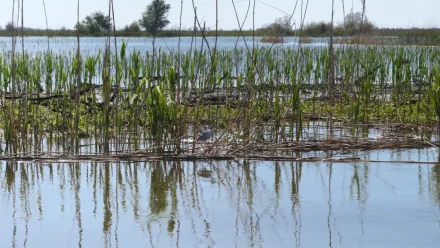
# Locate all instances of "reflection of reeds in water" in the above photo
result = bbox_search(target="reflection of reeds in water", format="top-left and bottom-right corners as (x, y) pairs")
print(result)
(350, 164), (369, 243)
(430, 163), (440, 203)
(0, 161), (303, 247)
(349, 164), (369, 203)
(1, 161), (440, 246)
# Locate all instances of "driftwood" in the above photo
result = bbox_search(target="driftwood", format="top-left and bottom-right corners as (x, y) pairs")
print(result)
(1, 84), (133, 103)
(0, 73), (425, 108)
(4, 84), (100, 101)
(0, 136), (438, 163)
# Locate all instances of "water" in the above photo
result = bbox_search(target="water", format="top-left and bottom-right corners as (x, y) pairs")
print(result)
(1, 149), (440, 248)
(0, 36), (329, 55)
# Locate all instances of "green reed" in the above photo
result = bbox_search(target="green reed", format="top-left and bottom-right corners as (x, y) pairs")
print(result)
(0, 44), (439, 154)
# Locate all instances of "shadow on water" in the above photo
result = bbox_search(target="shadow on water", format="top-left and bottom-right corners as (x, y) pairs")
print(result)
(1, 153), (440, 247)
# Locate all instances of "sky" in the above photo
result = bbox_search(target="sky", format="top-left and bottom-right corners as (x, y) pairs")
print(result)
(0, 0), (438, 30)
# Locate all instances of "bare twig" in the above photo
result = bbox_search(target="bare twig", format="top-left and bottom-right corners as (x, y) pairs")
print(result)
(42, 0), (50, 50)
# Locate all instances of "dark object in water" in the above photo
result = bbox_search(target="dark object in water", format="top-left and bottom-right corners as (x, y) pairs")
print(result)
(197, 169), (213, 178)
(198, 126), (216, 141)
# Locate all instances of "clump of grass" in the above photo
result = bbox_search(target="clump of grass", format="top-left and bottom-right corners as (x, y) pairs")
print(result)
(260, 36), (284, 43)
(336, 35), (383, 45)
(299, 37), (313, 44)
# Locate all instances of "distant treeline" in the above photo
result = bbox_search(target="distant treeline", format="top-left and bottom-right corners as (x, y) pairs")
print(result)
(299, 22), (440, 38)
(0, 27), (439, 39)
(0, 28), (265, 37)
(0, 9), (439, 39)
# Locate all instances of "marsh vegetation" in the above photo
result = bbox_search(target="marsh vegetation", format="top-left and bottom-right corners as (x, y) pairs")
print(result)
(0, 0), (439, 162)
(1, 1), (440, 248)
(0, 39), (440, 159)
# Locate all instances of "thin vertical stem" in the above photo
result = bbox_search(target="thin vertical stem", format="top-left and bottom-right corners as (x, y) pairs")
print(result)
(178, 0), (183, 101)
(329, 0), (335, 102)
(73, 0), (81, 153)
(252, 0), (256, 50)
(42, 0), (50, 50)
(21, 0), (28, 152)
(10, 0), (17, 154)
(329, 0), (335, 134)
(110, 0), (119, 153)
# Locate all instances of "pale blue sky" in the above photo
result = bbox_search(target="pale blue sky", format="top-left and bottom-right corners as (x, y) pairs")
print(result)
(0, 0), (438, 30)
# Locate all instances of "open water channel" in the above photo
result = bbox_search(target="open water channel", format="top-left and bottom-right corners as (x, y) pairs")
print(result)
(1, 148), (440, 247)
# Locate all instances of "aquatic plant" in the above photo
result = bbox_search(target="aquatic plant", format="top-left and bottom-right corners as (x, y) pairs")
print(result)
(0, 42), (438, 155)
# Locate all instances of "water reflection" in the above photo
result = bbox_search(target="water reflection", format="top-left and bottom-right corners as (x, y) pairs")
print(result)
(431, 163), (440, 203)
(1, 159), (440, 247)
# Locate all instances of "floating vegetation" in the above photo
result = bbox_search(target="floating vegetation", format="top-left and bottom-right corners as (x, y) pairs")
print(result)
(260, 36), (284, 43)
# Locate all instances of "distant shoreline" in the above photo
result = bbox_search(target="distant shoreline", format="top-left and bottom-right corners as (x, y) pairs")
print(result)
(0, 29), (439, 46)
(0, 27), (439, 38)
(0, 30), (265, 38)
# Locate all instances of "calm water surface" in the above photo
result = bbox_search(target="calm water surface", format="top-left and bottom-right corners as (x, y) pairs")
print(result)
(0, 36), (328, 55)
(1, 149), (440, 248)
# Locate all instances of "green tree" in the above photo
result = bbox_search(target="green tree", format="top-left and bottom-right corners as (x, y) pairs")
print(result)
(75, 11), (111, 34)
(261, 15), (294, 36)
(5, 22), (15, 32)
(303, 21), (332, 36)
(342, 12), (375, 35)
(139, 0), (171, 36)
(123, 22), (141, 32)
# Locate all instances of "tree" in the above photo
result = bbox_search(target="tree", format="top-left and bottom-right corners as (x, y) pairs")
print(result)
(75, 11), (111, 34)
(123, 22), (141, 32)
(139, 0), (171, 36)
(342, 12), (375, 35)
(5, 22), (15, 32)
(261, 15), (294, 36)
(303, 21), (332, 36)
